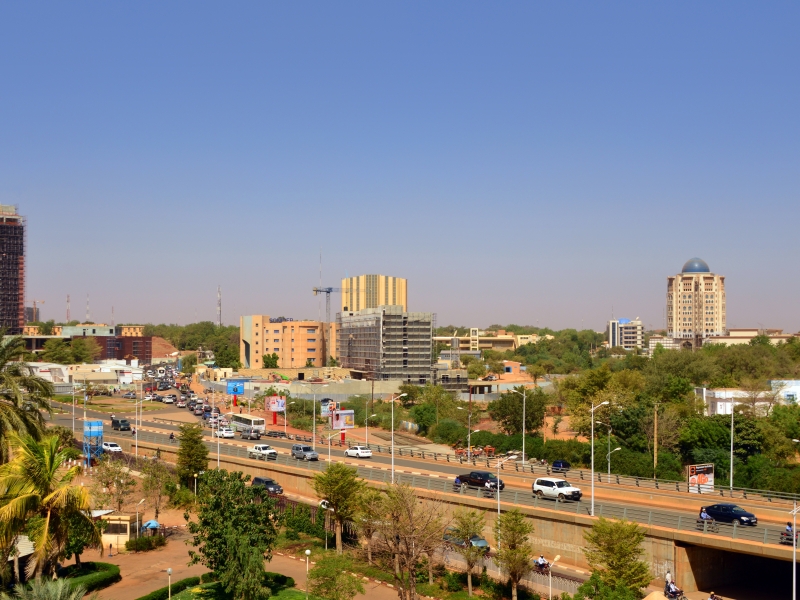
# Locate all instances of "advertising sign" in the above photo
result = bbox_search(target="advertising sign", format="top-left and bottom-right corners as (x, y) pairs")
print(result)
(320, 398), (332, 417)
(688, 463), (714, 493)
(226, 381), (245, 395)
(269, 396), (286, 412)
(331, 409), (355, 430)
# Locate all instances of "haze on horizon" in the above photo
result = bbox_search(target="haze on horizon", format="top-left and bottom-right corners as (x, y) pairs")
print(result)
(2, 3), (798, 333)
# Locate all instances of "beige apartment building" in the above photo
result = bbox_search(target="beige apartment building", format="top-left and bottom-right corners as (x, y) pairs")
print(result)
(240, 315), (328, 369)
(341, 274), (407, 312)
(667, 258), (726, 343)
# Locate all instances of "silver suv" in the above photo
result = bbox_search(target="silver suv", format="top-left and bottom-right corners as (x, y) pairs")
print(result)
(291, 444), (319, 461)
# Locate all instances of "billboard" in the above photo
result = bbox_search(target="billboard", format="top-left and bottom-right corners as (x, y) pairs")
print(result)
(331, 409), (355, 430)
(320, 398), (334, 417)
(269, 396), (286, 412)
(226, 381), (245, 395)
(688, 463), (714, 493)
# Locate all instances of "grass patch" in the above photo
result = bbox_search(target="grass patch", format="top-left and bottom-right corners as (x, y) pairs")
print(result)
(169, 582), (322, 600)
(59, 561), (121, 592)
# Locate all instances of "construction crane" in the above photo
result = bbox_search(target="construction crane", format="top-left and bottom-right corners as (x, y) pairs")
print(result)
(312, 287), (342, 323)
(26, 299), (44, 323)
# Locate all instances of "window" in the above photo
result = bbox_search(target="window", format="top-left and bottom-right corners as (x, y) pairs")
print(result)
(274, 348), (279, 351)
(255, 332), (259, 336)
(105, 522), (128, 535)
(308, 348), (316, 352)
(307, 338), (316, 343)
(307, 329), (316, 333)
(273, 339), (279, 343)
(274, 330), (279, 333)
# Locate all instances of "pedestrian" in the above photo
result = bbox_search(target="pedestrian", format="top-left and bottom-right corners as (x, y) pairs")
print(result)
(239, 407), (242, 414)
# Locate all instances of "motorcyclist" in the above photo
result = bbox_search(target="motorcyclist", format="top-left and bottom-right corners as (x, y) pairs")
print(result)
(536, 555), (549, 569)
(786, 522), (794, 534)
(707, 592), (721, 600)
(699, 507), (711, 520)
(169, 432), (175, 443)
(665, 581), (682, 599)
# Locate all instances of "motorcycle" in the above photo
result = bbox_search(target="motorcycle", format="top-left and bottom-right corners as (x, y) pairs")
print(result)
(780, 531), (798, 546)
(533, 562), (550, 575)
(664, 585), (688, 600)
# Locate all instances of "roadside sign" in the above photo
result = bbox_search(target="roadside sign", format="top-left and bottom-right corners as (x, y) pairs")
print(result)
(688, 463), (714, 493)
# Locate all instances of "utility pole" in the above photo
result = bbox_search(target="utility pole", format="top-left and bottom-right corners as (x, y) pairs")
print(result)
(217, 286), (222, 327)
(86, 294), (90, 322)
(653, 403), (658, 478)
(66, 294), (70, 322)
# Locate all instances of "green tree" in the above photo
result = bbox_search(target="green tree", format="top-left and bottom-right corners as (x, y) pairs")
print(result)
(582, 518), (651, 593)
(141, 459), (174, 519)
(487, 359), (505, 376)
(467, 361), (486, 380)
(311, 462), (366, 554)
(214, 344), (242, 369)
(181, 354), (197, 375)
(488, 386), (548, 435)
(62, 513), (104, 567)
(409, 403), (437, 435)
(450, 509), (485, 596)
(398, 383), (423, 407)
(304, 358), (315, 368)
(70, 338), (102, 364)
(354, 488), (384, 564)
(0, 336), (54, 464)
(218, 528), (271, 600)
(47, 426), (77, 454)
(0, 576), (95, 600)
(327, 356), (339, 367)
(308, 554), (365, 600)
(571, 572), (639, 600)
(40, 339), (73, 364)
(262, 353), (279, 368)
(0, 434), (100, 576)
(185, 470), (279, 578)
(91, 456), (136, 511)
(493, 509), (535, 600)
(176, 423), (209, 489)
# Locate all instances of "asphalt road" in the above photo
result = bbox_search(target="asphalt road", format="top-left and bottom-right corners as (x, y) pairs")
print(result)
(49, 401), (788, 548)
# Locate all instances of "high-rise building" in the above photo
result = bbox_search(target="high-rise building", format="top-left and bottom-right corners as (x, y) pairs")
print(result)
(337, 305), (432, 383)
(341, 274), (407, 312)
(24, 306), (40, 323)
(667, 258), (726, 343)
(607, 318), (644, 351)
(0, 206), (25, 335)
(240, 315), (328, 369)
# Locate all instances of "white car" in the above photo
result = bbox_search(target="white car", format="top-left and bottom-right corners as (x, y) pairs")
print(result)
(144, 394), (156, 401)
(102, 442), (122, 453)
(190, 393), (199, 401)
(214, 427), (235, 438)
(532, 477), (583, 501)
(344, 446), (373, 458)
(248, 444), (278, 460)
(163, 396), (174, 404)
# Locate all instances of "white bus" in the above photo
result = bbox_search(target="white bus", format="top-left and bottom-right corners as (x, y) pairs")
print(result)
(228, 413), (266, 433)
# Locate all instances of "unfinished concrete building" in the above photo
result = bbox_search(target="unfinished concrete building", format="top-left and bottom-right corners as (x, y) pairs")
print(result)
(0, 206), (24, 335)
(337, 305), (433, 383)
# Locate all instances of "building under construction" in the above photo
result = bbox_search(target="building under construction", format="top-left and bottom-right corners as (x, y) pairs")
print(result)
(0, 206), (24, 335)
(337, 305), (433, 383)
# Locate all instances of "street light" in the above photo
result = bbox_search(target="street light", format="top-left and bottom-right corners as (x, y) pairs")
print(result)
(595, 421), (612, 477)
(323, 432), (338, 462)
(167, 568), (172, 600)
(606, 447), (621, 475)
(495, 454), (518, 548)
(299, 384), (328, 450)
(135, 498), (145, 539)
(549, 554), (561, 600)
(590, 400), (609, 516)
(305, 549), (312, 600)
(512, 388), (528, 464)
(365, 413), (377, 447)
(390, 393), (407, 483)
(457, 407), (479, 461)
(193, 473), (198, 502)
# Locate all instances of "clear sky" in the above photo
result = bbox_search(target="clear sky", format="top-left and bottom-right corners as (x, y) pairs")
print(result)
(2, 3), (798, 331)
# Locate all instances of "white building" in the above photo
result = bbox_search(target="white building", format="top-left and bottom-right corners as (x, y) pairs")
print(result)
(667, 258), (726, 343)
(607, 318), (644, 351)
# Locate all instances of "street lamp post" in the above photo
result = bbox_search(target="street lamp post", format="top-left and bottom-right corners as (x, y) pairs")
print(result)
(365, 413), (377, 447)
(457, 407), (481, 462)
(549, 554), (561, 600)
(323, 432), (338, 462)
(606, 447), (621, 476)
(590, 400), (609, 516)
(512, 388), (528, 464)
(390, 393), (407, 483)
(495, 454), (518, 548)
(167, 568), (172, 600)
(193, 473), (198, 503)
(300, 384), (328, 450)
(135, 498), (145, 539)
(305, 549), (311, 600)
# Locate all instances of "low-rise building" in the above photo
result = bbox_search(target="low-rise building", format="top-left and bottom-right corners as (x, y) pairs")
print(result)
(607, 318), (644, 351)
(240, 315), (328, 369)
(703, 328), (795, 347)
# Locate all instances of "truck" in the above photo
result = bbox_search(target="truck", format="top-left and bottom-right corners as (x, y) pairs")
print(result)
(457, 471), (505, 491)
(247, 444), (278, 460)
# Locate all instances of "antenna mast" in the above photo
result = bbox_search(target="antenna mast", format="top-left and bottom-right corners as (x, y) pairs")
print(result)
(86, 294), (90, 322)
(66, 294), (70, 322)
(217, 285), (222, 327)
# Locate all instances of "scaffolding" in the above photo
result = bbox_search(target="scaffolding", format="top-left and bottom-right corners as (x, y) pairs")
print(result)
(83, 420), (104, 467)
(0, 206), (24, 335)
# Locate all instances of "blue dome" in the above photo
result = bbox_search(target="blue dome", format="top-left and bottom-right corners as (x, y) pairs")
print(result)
(682, 258), (710, 273)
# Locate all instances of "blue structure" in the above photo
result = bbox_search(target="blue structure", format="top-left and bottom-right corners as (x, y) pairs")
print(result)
(681, 257), (711, 273)
(83, 420), (104, 466)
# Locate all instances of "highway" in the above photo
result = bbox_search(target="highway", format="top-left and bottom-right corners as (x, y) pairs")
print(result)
(50, 401), (792, 549)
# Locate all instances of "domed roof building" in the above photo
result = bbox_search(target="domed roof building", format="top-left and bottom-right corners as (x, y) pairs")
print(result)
(667, 258), (726, 345)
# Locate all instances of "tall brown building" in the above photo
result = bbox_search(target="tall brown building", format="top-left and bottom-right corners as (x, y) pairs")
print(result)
(0, 206), (25, 335)
(667, 258), (726, 344)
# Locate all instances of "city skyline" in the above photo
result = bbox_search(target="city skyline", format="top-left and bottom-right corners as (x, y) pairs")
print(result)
(4, 3), (799, 331)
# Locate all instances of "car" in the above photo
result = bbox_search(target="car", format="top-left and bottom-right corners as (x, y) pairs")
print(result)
(180, 394), (187, 401)
(111, 419), (131, 431)
(344, 446), (373, 458)
(176, 400), (186, 408)
(194, 407), (204, 416)
(248, 444), (278, 460)
(532, 477), (582, 501)
(152, 395), (163, 402)
(190, 393), (199, 401)
(442, 527), (490, 554)
(239, 427), (262, 440)
(214, 427), (235, 438)
(457, 471), (505, 491)
(218, 417), (229, 426)
(122, 391), (136, 399)
(210, 407), (221, 415)
(551, 460), (571, 473)
(251, 476), (283, 494)
(266, 430), (287, 438)
(102, 442), (123, 453)
(703, 503), (758, 526)
(207, 417), (219, 427)
(144, 394), (156, 401)
(163, 396), (174, 404)
(291, 444), (319, 461)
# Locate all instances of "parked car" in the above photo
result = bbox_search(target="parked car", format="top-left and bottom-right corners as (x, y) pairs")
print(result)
(111, 419), (131, 431)
(122, 391), (136, 399)
(344, 446), (373, 458)
(176, 400), (186, 408)
(194, 407), (204, 416)
(190, 393), (199, 401)
(144, 394), (156, 401)
(102, 442), (123, 453)
(239, 427), (262, 440)
(703, 503), (758, 526)
(163, 396), (175, 404)
(532, 477), (582, 501)
(248, 444), (278, 460)
(551, 460), (571, 473)
(291, 444), (319, 461)
(266, 430), (286, 438)
(442, 527), (490, 554)
(214, 427), (235, 438)
(251, 476), (283, 494)
(457, 471), (505, 491)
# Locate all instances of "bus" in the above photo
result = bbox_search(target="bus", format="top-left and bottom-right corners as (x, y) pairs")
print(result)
(228, 413), (266, 433)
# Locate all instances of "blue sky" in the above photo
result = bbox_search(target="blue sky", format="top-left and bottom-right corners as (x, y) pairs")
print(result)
(2, 3), (798, 331)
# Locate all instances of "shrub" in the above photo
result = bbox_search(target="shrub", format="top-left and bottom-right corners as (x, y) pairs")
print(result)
(264, 572), (295, 590)
(125, 535), (167, 552)
(200, 573), (216, 584)
(62, 562), (121, 592)
(134, 577), (200, 600)
(443, 571), (464, 592)
(285, 528), (300, 540)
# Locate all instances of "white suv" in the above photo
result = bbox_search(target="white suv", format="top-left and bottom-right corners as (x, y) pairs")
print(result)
(344, 446), (372, 458)
(102, 442), (122, 453)
(532, 477), (582, 501)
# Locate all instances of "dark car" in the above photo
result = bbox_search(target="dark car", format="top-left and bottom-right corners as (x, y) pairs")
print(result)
(122, 391), (136, 399)
(704, 503), (757, 526)
(442, 527), (490, 554)
(239, 427), (262, 440)
(266, 430), (287, 438)
(252, 476), (283, 494)
(551, 460), (571, 472)
(458, 471), (505, 491)
(112, 419), (131, 431)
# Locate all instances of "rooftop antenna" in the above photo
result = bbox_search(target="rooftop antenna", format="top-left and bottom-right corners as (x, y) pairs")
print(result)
(319, 249), (322, 322)
(66, 294), (70, 322)
(217, 285), (222, 327)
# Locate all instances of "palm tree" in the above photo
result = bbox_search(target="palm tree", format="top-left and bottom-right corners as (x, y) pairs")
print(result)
(1, 576), (95, 600)
(0, 335), (54, 464)
(0, 434), (100, 577)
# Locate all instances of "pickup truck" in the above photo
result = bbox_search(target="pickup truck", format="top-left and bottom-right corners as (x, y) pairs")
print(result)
(247, 444), (278, 460)
(457, 471), (505, 491)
